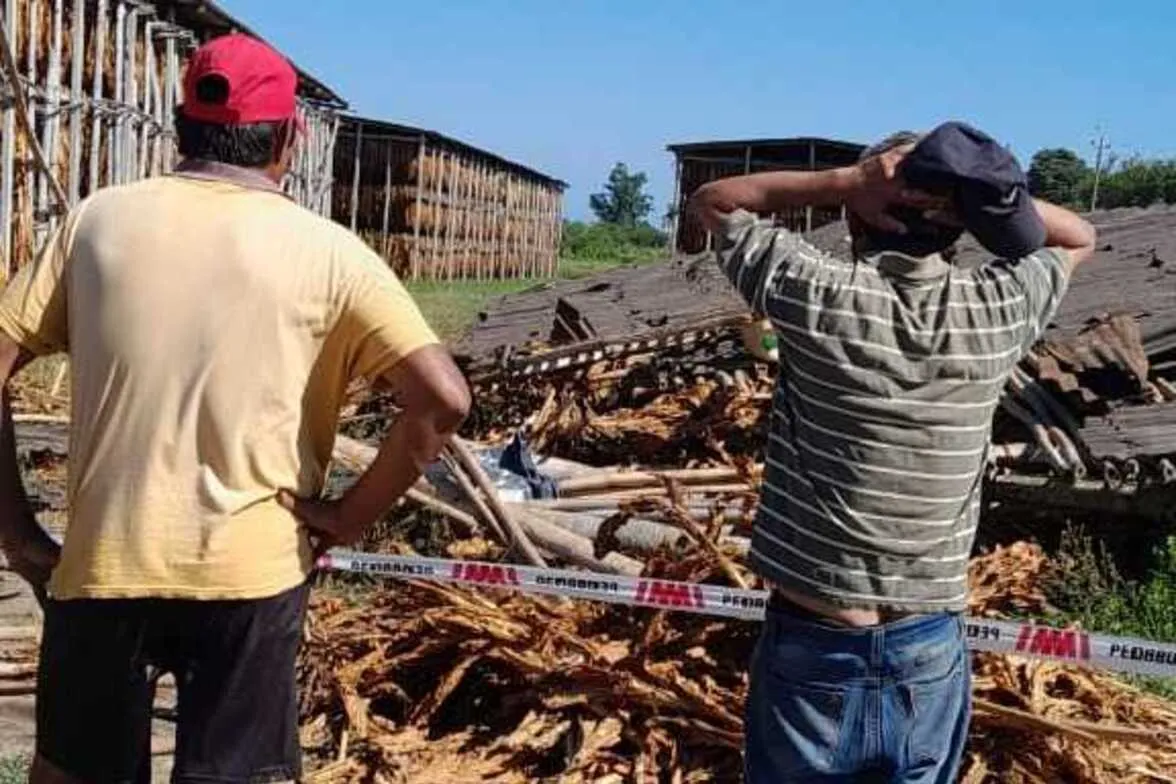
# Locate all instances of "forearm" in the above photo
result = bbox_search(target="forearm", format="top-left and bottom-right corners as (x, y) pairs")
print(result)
(0, 388), (44, 547)
(336, 409), (459, 538)
(690, 166), (863, 232)
(1033, 198), (1096, 253)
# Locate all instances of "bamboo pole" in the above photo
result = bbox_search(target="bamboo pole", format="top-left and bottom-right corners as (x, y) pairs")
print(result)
(476, 161), (488, 280)
(558, 467), (752, 496)
(446, 440), (547, 567)
(110, 1), (125, 184)
(428, 149), (445, 281)
(443, 153), (459, 280)
(409, 134), (425, 280)
(161, 25), (175, 171)
(0, 11), (67, 216)
(67, 0), (84, 203)
(88, 0), (109, 192)
(123, 5), (138, 184)
(38, 0), (63, 240)
(0, 0), (18, 275)
(348, 121), (362, 232)
(379, 140), (392, 261)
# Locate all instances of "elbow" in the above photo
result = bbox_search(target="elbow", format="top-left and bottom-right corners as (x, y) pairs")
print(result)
(687, 184), (724, 234)
(430, 375), (471, 435)
(1078, 219), (1097, 251)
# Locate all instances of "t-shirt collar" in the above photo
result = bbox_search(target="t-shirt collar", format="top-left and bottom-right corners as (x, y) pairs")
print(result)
(863, 250), (952, 281)
(170, 158), (290, 198)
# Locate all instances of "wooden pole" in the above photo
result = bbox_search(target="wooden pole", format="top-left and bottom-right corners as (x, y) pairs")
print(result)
(348, 121), (362, 232)
(668, 157), (682, 255)
(162, 25), (175, 171)
(429, 149), (446, 281)
(379, 140), (392, 263)
(123, 6), (138, 184)
(67, 0), (84, 203)
(0, 13), (68, 216)
(88, 0), (109, 191)
(446, 440), (547, 567)
(0, 0), (18, 275)
(110, 1), (125, 184)
(443, 153), (458, 280)
(410, 134), (425, 280)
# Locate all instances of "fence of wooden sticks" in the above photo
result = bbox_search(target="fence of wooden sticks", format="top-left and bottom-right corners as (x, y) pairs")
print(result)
(0, 0), (342, 275)
(332, 116), (566, 282)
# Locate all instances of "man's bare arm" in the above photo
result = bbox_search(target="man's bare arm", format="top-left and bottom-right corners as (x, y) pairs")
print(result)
(280, 343), (471, 546)
(0, 335), (61, 601)
(1033, 198), (1096, 273)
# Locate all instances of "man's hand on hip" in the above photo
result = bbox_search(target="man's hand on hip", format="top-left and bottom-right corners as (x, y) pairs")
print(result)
(277, 490), (355, 558)
(2, 524), (60, 601)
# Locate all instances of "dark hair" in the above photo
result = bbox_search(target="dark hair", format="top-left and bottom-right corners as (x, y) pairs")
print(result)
(174, 74), (292, 167)
(851, 130), (961, 259)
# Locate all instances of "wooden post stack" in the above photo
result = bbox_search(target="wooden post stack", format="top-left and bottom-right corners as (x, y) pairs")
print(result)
(331, 116), (566, 282)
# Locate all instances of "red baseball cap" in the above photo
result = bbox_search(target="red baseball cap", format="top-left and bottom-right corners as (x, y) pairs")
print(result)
(181, 33), (300, 127)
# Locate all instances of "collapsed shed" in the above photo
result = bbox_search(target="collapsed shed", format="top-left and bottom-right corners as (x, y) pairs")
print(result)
(331, 116), (567, 282)
(666, 136), (865, 255)
(0, 0), (346, 275)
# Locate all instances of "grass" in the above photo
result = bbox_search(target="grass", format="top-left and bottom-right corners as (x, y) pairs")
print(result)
(406, 248), (666, 343)
(1045, 527), (1176, 699)
(405, 278), (540, 343)
(0, 754), (29, 783)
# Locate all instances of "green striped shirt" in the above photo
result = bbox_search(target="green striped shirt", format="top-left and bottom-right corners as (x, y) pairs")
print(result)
(716, 209), (1070, 612)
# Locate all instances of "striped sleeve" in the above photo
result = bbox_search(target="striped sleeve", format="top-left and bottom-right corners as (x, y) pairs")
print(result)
(714, 209), (824, 313)
(1005, 247), (1072, 350)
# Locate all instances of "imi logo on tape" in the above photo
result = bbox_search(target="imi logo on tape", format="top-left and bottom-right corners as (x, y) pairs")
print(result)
(451, 563), (520, 586)
(635, 580), (705, 609)
(1015, 625), (1091, 661)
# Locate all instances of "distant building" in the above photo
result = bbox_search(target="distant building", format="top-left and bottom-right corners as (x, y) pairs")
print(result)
(332, 117), (566, 282)
(666, 137), (865, 255)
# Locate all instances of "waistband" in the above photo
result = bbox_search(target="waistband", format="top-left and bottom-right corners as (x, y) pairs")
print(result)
(767, 591), (962, 648)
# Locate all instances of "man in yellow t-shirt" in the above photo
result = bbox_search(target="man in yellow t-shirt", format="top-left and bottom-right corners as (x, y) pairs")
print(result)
(0, 33), (470, 784)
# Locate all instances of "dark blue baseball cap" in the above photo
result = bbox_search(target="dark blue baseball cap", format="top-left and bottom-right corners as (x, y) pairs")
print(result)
(899, 121), (1046, 259)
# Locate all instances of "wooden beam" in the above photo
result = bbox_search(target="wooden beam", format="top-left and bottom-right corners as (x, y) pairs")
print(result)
(0, 0), (19, 275)
(379, 141), (393, 263)
(409, 134), (425, 280)
(67, 0), (85, 204)
(88, 0), (109, 192)
(348, 122), (363, 232)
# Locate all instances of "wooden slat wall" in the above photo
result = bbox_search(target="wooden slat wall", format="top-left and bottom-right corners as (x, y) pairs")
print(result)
(333, 126), (564, 281)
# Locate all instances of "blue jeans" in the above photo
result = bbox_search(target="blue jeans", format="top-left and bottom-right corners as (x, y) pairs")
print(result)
(745, 603), (970, 782)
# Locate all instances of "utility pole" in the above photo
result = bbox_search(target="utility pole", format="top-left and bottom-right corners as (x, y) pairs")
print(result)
(1090, 131), (1109, 212)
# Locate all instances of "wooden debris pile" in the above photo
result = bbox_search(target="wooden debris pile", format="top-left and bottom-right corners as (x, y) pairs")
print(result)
(298, 543), (1176, 783)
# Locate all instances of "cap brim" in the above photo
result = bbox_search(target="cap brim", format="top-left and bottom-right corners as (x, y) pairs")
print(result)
(958, 187), (1046, 259)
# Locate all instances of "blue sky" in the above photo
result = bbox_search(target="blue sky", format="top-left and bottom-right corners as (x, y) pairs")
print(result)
(232, 0), (1175, 221)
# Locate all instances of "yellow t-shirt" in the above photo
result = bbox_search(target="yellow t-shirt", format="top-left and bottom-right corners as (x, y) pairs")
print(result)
(0, 174), (439, 600)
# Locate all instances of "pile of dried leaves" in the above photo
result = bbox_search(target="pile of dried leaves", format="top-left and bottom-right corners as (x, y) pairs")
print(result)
(298, 543), (1176, 783)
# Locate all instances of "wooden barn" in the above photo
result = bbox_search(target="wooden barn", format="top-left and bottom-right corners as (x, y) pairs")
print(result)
(0, 0), (346, 275)
(332, 116), (566, 282)
(666, 137), (865, 255)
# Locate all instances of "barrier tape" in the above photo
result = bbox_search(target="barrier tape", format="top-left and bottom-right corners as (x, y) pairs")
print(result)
(321, 550), (1176, 680)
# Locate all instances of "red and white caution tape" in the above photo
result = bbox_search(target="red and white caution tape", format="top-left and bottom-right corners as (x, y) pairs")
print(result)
(320, 550), (1176, 680)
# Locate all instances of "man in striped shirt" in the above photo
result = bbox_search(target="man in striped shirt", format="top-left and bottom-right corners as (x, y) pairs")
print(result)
(689, 130), (1095, 782)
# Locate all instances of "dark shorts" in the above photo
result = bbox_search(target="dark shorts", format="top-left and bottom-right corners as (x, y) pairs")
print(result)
(36, 581), (310, 784)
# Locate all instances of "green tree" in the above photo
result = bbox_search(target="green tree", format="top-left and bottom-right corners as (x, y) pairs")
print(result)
(1027, 148), (1089, 206)
(589, 163), (654, 227)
